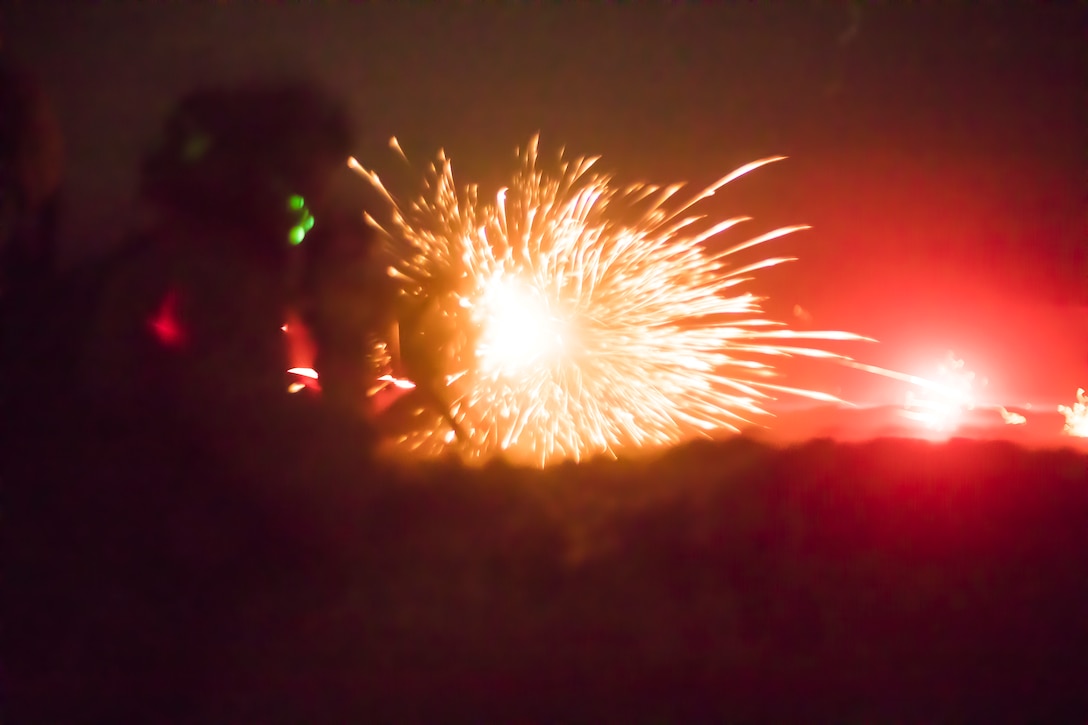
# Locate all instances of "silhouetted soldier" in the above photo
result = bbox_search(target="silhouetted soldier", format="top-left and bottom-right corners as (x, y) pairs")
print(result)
(3, 81), (392, 721)
(78, 82), (369, 454)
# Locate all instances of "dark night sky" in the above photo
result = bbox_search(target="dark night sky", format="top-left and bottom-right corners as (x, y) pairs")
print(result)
(5, 2), (1086, 408)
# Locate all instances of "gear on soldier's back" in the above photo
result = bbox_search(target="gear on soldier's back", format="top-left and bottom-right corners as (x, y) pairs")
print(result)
(138, 82), (352, 265)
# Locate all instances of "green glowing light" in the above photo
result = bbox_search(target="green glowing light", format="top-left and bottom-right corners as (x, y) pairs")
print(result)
(288, 225), (306, 245)
(287, 194), (305, 211)
(302, 213), (315, 231)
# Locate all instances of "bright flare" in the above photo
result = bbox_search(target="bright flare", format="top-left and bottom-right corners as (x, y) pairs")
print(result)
(1058, 388), (1088, 437)
(901, 353), (983, 433)
(352, 136), (872, 466)
(473, 273), (567, 378)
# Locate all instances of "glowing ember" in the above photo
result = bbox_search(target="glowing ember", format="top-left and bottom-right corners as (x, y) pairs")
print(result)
(377, 374), (417, 390)
(1058, 388), (1088, 437)
(286, 366), (320, 394)
(999, 407), (1027, 426)
(352, 136), (872, 466)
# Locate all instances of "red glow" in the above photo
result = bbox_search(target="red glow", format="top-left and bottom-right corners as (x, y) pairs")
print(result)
(282, 311), (323, 393)
(282, 310), (316, 370)
(148, 288), (185, 347)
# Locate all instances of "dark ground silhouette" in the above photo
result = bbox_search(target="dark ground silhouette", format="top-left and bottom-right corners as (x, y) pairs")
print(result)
(3, 429), (1086, 722)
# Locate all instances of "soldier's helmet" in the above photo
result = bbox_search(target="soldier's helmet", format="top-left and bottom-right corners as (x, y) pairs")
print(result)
(139, 82), (353, 262)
